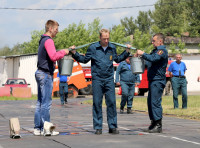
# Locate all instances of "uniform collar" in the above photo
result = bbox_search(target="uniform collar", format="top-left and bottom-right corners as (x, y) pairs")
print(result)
(156, 45), (166, 50)
(93, 41), (115, 48)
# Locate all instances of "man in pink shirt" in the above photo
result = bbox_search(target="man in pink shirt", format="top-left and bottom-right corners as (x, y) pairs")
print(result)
(34, 20), (75, 136)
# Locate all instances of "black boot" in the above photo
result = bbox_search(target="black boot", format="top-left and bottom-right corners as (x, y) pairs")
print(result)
(64, 93), (68, 104)
(109, 128), (119, 134)
(127, 107), (133, 114)
(143, 120), (156, 132)
(120, 107), (124, 114)
(149, 119), (162, 133)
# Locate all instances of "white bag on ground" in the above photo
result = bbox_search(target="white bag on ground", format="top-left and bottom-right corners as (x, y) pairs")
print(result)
(9, 118), (21, 139)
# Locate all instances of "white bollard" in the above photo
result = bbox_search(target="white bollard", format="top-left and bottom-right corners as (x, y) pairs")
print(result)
(9, 118), (21, 139)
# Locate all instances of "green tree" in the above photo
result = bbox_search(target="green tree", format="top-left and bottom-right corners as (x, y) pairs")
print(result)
(120, 16), (138, 36)
(87, 18), (103, 42)
(110, 24), (131, 53)
(135, 11), (152, 33)
(0, 46), (11, 56)
(20, 30), (44, 54)
(54, 18), (102, 53)
(169, 41), (176, 53)
(150, 0), (189, 36)
(132, 29), (153, 54)
(187, 0), (200, 37)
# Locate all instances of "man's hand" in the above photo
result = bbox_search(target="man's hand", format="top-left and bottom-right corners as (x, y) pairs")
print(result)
(126, 44), (132, 53)
(116, 82), (120, 86)
(69, 45), (76, 54)
(135, 83), (140, 86)
(63, 49), (69, 55)
(134, 49), (144, 57)
(197, 76), (200, 82)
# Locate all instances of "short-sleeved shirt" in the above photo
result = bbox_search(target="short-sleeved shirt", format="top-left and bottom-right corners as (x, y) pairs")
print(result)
(57, 72), (68, 82)
(168, 61), (187, 76)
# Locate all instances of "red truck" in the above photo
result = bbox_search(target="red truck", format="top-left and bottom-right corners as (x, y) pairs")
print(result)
(82, 58), (173, 96)
(137, 58), (173, 95)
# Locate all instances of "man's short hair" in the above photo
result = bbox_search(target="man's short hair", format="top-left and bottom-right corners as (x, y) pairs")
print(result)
(175, 53), (182, 57)
(45, 20), (59, 32)
(153, 33), (165, 43)
(99, 28), (110, 37)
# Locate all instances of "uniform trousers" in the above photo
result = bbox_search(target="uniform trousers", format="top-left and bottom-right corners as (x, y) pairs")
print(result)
(171, 77), (187, 109)
(92, 78), (117, 130)
(148, 79), (166, 121)
(120, 81), (135, 109)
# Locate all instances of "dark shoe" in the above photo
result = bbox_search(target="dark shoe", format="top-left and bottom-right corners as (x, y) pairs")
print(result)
(109, 128), (119, 134)
(120, 109), (124, 114)
(143, 120), (156, 132)
(95, 129), (102, 135)
(149, 119), (162, 133)
(65, 101), (68, 104)
(127, 108), (133, 114)
(120, 107), (124, 114)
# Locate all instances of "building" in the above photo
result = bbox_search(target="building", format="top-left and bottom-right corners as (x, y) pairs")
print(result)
(0, 54), (38, 94)
(0, 53), (200, 95)
(165, 36), (200, 53)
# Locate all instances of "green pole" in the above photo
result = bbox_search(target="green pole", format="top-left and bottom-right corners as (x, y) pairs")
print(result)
(66, 41), (137, 51)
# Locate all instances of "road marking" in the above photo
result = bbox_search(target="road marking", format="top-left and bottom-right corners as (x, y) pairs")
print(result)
(117, 125), (200, 146)
(171, 137), (200, 145)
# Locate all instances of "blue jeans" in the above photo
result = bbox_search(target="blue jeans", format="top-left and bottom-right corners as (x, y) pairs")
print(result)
(59, 82), (68, 104)
(120, 81), (135, 109)
(34, 70), (53, 130)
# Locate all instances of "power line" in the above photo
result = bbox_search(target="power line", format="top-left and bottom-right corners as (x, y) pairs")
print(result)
(0, 4), (154, 11)
(0, 1), (189, 11)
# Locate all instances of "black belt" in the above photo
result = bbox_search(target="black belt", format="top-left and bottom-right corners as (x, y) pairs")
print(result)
(173, 76), (185, 78)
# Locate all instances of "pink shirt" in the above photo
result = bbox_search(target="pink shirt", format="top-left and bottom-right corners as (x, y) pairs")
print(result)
(44, 34), (66, 62)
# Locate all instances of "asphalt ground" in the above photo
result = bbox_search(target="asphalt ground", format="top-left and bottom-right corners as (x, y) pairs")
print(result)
(0, 96), (200, 148)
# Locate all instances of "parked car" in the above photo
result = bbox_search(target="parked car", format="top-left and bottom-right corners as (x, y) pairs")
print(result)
(1, 78), (31, 97)
(2, 78), (30, 88)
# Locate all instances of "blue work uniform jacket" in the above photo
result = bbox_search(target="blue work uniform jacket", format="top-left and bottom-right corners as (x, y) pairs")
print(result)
(72, 41), (130, 80)
(115, 61), (140, 84)
(142, 45), (168, 81)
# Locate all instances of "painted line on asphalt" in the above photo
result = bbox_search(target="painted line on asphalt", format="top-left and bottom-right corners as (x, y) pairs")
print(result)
(117, 125), (200, 146)
(171, 137), (200, 145)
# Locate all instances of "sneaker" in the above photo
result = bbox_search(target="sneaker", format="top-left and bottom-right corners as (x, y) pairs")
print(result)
(95, 129), (102, 135)
(43, 129), (51, 136)
(51, 130), (59, 136)
(34, 129), (41, 136)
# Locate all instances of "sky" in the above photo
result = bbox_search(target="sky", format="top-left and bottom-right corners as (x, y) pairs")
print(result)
(0, 0), (158, 49)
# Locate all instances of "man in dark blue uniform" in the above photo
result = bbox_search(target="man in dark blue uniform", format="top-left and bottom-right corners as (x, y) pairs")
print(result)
(115, 55), (140, 114)
(71, 29), (131, 135)
(136, 33), (168, 133)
